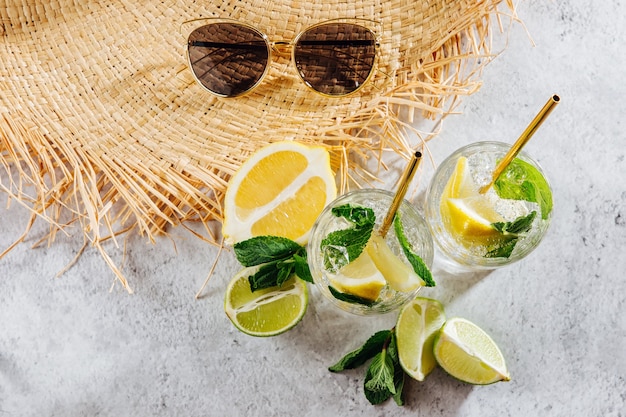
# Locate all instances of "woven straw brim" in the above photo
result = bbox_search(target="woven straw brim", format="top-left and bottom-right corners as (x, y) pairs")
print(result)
(0, 0), (514, 291)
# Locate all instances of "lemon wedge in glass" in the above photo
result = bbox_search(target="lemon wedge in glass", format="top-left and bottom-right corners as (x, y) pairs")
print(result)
(445, 196), (505, 241)
(441, 156), (477, 200)
(366, 234), (423, 293)
(440, 156), (507, 246)
(328, 249), (386, 302)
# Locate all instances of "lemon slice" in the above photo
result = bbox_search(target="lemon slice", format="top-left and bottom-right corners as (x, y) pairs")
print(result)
(396, 297), (446, 381)
(434, 317), (511, 384)
(440, 156), (504, 245)
(441, 156), (477, 200)
(445, 196), (505, 241)
(328, 249), (386, 302)
(440, 155), (501, 238)
(224, 266), (308, 337)
(223, 141), (337, 245)
(366, 234), (424, 293)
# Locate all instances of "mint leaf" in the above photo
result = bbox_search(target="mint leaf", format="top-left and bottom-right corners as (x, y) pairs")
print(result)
(293, 253), (313, 283)
(320, 204), (375, 272)
(331, 204), (376, 228)
(321, 228), (371, 271)
(392, 363), (405, 406)
(247, 262), (291, 291)
(485, 238), (518, 258)
(276, 260), (294, 285)
(486, 211), (537, 259)
(234, 236), (301, 267)
(364, 350), (396, 405)
(387, 330), (399, 363)
(387, 332), (405, 406)
(328, 286), (375, 306)
(329, 330), (391, 372)
(492, 211), (537, 235)
(494, 158), (552, 219)
(393, 214), (435, 287)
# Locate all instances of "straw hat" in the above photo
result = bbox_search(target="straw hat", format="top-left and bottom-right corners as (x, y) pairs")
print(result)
(0, 0), (511, 290)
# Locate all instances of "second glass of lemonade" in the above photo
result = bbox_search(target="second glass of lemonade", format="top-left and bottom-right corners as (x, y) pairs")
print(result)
(307, 189), (434, 315)
(424, 141), (553, 270)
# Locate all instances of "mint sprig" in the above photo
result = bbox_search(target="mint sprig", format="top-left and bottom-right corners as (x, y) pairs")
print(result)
(494, 158), (552, 219)
(320, 204), (375, 272)
(329, 329), (405, 406)
(233, 236), (312, 291)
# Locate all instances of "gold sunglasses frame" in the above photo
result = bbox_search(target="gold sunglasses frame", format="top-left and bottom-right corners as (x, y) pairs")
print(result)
(180, 17), (382, 98)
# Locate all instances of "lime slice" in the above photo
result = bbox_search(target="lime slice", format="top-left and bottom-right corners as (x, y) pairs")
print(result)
(328, 249), (386, 302)
(434, 317), (511, 384)
(366, 233), (423, 293)
(396, 297), (446, 381)
(224, 266), (308, 337)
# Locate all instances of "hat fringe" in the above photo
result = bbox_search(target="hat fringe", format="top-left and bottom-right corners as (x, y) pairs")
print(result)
(1, 0), (518, 292)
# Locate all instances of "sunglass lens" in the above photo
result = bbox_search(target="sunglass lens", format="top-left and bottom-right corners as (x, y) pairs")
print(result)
(294, 23), (376, 96)
(187, 22), (269, 97)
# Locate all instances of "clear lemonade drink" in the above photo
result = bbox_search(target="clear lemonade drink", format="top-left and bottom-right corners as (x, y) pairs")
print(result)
(424, 141), (553, 269)
(307, 189), (434, 315)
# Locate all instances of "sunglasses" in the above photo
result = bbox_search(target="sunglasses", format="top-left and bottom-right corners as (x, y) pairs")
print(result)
(182, 18), (379, 98)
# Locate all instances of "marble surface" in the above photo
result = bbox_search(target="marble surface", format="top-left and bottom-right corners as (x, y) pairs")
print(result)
(1, 1), (625, 416)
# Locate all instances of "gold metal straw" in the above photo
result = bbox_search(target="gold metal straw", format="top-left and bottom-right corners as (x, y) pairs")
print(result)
(378, 151), (423, 238)
(479, 94), (560, 194)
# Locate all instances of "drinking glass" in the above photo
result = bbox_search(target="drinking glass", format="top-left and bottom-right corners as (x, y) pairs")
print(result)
(307, 189), (434, 315)
(424, 141), (552, 270)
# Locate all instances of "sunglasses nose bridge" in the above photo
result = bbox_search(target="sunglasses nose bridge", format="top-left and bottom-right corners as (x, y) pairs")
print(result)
(271, 41), (293, 58)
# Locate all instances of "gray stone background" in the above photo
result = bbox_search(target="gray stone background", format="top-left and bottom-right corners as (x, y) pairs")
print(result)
(1, 0), (625, 415)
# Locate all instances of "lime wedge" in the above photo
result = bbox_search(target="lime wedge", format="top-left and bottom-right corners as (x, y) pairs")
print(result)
(328, 249), (386, 302)
(224, 266), (308, 337)
(396, 297), (446, 381)
(434, 317), (510, 384)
